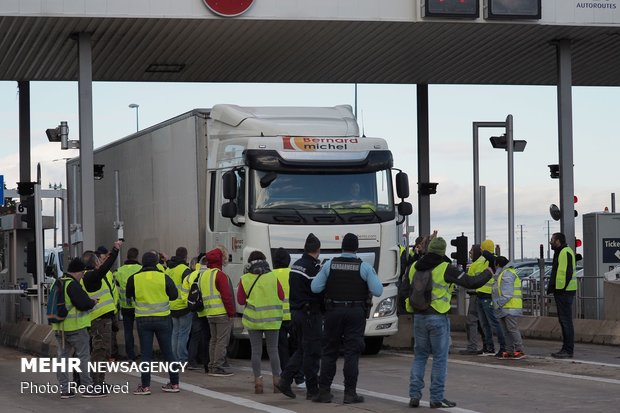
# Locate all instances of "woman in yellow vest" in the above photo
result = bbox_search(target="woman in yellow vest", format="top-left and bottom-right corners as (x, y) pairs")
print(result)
(126, 251), (180, 395)
(491, 256), (525, 359)
(237, 250), (285, 394)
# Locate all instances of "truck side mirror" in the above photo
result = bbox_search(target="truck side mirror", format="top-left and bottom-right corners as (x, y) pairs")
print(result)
(221, 201), (238, 218)
(395, 172), (410, 199)
(222, 171), (238, 200)
(398, 201), (413, 216)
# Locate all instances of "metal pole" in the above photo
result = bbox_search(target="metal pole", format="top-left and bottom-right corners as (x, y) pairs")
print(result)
(53, 195), (57, 247)
(33, 183), (44, 324)
(114, 170), (123, 268)
(546, 220), (551, 259)
(480, 186), (486, 241)
(612, 193), (616, 213)
(18, 81), (31, 186)
(506, 114), (515, 261)
(417, 84), (431, 236)
(354, 83), (358, 120)
(473, 124), (480, 244)
(519, 224), (524, 261)
(135, 107), (139, 132)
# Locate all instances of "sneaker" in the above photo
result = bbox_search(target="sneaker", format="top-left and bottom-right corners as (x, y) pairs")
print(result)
(430, 399), (457, 408)
(480, 348), (495, 356)
(459, 349), (483, 355)
(274, 380), (296, 399)
(312, 389), (333, 403)
(409, 398), (420, 408)
(133, 385), (151, 395)
(187, 363), (202, 371)
(82, 390), (107, 398)
(495, 350), (510, 359)
(343, 393), (364, 404)
(207, 368), (234, 377)
(295, 381), (306, 389)
(161, 383), (180, 393)
(511, 351), (526, 360)
(551, 350), (573, 359)
(60, 391), (76, 399)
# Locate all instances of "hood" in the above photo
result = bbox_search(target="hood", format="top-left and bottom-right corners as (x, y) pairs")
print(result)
(414, 252), (450, 271)
(206, 248), (224, 270)
(244, 259), (271, 275)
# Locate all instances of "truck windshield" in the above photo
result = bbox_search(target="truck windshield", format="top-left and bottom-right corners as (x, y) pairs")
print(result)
(249, 170), (395, 224)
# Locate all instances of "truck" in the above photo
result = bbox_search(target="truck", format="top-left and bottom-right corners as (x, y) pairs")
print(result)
(67, 104), (412, 356)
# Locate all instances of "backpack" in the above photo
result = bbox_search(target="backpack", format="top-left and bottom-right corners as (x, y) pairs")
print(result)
(409, 269), (433, 312)
(187, 271), (205, 312)
(47, 278), (68, 324)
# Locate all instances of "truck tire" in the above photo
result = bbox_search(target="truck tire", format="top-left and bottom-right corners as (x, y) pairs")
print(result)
(363, 336), (384, 355)
(227, 337), (251, 359)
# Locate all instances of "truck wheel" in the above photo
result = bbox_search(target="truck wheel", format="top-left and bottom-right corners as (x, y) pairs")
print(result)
(363, 336), (384, 355)
(227, 337), (251, 359)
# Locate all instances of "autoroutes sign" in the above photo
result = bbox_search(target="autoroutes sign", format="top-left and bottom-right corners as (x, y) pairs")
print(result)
(602, 238), (620, 263)
(204, 0), (254, 17)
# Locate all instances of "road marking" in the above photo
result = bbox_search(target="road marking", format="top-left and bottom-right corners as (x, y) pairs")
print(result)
(127, 371), (297, 413)
(235, 366), (483, 413)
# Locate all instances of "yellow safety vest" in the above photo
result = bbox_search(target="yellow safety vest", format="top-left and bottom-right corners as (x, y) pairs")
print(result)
(197, 268), (227, 317)
(115, 263), (142, 309)
(82, 270), (118, 321)
(405, 262), (453, 314)
(469, 256), (494, 294)
(240, 272), (283, 330)
(498, 267), (522, 309)
(133, 270), (171, 317)
(166, 264), (190, 311)
(556, 246), (577, 291)
(52, 277), (91, 332)
(272, 268), (291, 321)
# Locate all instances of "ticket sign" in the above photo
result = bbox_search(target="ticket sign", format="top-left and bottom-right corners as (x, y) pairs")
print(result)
(602, 238), (620, 263)
(424, 0), (479, 18)
(487, 0), (542, 19)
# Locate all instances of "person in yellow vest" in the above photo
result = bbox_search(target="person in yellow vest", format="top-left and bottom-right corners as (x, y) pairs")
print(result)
(475, 239), (507, 357)
(166, 247), (193, 363)
(114, 247), (142, 360)
(547, 232), (577, 359)
(459, 244), (486, 355)
(53, 258), (100, 399)
(186, 253), (210, 371)
(96, 245), (121, 360)
(405, 237), (493, 409)
(237, 250), (285, 394)
(80, 241), (122, 394)
(272, 248), (295, 380)
(201, 246), (235, 377)
(492, 256), (525, 359)
(126, 251), (180, 395)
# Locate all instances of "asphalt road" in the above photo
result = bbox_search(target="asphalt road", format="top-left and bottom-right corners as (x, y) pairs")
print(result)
(1, 332), (618, 413)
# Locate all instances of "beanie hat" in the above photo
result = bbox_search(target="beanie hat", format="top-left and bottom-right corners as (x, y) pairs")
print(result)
(428, 237), (447, 257)
(273, 247), (291, 269)
(95, 245), (108, 256)
(304, 233), (321, 253)
(481, 239), (495, 253)
(142, 252), (159, 268)
(341, 233), (359, 252)
(67, 257), (86, 273)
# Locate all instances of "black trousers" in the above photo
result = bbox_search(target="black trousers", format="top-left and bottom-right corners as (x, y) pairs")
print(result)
(318, 305), (366, 393)
(281, 310), (323, 393)
(554, 293), (575, 354)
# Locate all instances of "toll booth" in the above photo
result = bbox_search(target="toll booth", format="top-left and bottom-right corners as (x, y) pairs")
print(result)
(0, 214), (54, 326)
(582, 212), (620, 320)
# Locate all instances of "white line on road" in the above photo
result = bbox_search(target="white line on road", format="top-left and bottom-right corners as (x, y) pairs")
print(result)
(127, 371), (297, 413)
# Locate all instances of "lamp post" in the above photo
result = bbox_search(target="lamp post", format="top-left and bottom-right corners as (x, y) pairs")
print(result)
(128, 103), (139, 132)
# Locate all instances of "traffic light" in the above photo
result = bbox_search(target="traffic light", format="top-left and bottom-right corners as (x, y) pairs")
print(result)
(24, 240), (36, 276)
(574, 195), (579, 218)
(418, 182), (438, 195)
(20, 196), (36, 229)
(450, 234), (468, 266)
(548, 164), (560, 179)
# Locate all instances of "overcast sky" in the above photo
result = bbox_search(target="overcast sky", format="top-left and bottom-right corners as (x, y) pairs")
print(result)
(0, 81), (617, 258)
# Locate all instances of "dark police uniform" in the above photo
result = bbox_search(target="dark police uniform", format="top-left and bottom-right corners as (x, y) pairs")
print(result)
(278, 251), (323, 399)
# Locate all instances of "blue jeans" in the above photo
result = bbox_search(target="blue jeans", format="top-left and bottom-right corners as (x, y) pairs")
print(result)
(477, 296), (506, 351)
(409, 314), (450, 402)
(136, 316), (178, 387)
(171, 312), (193, 362)
(554, 294), (574, 354)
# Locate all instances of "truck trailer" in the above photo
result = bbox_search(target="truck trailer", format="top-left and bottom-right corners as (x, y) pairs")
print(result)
(67, 104), (412, 355)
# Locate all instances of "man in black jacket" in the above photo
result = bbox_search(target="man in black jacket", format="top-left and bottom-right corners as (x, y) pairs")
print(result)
(276, 233), (323, 400)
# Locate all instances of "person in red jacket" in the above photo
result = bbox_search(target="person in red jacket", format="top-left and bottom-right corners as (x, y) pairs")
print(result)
(204, 246), (236, 376)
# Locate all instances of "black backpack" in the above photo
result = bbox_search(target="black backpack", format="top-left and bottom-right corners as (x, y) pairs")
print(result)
(409, 269), (433, 312)
(187, 271), (205, 312)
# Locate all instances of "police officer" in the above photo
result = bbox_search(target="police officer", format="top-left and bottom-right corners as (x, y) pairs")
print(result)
(311, 233), (383, 404)
(276, 233), (324, 400)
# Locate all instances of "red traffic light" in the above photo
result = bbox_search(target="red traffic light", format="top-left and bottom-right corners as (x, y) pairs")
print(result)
(575, 238), (582, 248)
(574, 195), (578, 203)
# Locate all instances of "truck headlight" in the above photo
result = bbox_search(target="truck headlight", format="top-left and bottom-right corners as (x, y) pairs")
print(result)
(373, 296), (396, 318)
